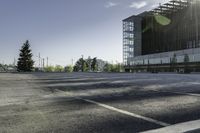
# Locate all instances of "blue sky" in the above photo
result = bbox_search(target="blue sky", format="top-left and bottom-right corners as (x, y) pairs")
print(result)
(0, 0), (169, 66)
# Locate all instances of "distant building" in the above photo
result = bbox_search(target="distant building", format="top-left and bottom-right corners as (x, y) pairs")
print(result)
(0, 64), (17, 72)
(0, 65), (5, 72)
(123, 0), (200, 72)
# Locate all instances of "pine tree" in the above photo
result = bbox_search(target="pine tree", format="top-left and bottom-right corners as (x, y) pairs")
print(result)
(170, 54), (177, 72)
(73, 58), (86, 72)
(17, 40), (34, 72)
(184, 54), (190, 73)
(91, 57), (97, 71)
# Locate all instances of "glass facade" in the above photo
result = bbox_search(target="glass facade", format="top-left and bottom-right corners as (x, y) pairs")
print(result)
(131, 51), (200, 65)
(123, 21), (134, 65)
(123, 0), (200, 71)
(141, 0), (200, 55)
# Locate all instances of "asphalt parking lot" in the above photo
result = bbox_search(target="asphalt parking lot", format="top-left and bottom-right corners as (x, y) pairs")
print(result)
(1, 72), (200, 133)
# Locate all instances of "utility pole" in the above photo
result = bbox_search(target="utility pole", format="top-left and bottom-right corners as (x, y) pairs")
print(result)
(81, 55), (84, 72)
(38, 53), (40, 69)
(71, 59), (74, 66)
(88, 56), (91, 72)
(47, 57), (48, 67)
(13, 58), (16, 66)
(40, 57), (43, 70)
(43, 58), (45, 70)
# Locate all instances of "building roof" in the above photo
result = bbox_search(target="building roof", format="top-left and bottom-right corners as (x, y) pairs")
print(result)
(123, 0), (193, 20)
(150, 0), (192, 15)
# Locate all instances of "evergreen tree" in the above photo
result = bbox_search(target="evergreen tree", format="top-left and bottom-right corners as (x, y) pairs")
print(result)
(86, 56), (92, 71)
(73, 58), (87, 72)
(17, 40), (34, 72)
(170, 54), (177, 72)
(83, 61), (88, 72)
(171, 54), (177, 64)
(184, 54), (190, 73)
(91, 57), (97, 71)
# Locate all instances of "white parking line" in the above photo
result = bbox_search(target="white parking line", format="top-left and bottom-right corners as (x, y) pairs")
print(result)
(77, 97), (170, 127)
(169, 91), (200, 97)
(141, 119), (200, 133)
(55, 89), (170, 126)
(153, 90), (200, 97)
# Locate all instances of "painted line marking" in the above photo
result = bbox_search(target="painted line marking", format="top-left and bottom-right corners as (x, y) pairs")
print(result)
(141, 119), (200, 133)
(76, 97), (170, 127)
(55, 89), (170, 126)
(153, 90), (200, 97)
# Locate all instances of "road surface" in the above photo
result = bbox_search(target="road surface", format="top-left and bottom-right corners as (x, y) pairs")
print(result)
(1, 72), (200, 133)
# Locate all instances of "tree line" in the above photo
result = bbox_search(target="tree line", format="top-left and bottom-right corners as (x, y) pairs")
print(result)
(16, 40), (124, 72)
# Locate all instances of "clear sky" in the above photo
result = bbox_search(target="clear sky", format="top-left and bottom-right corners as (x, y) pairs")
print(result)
(0, 0), (169, 66)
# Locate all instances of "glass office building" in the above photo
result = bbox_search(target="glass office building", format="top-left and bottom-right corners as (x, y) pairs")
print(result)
(123, 15), (142, 66)
(123, 0), (200, 72)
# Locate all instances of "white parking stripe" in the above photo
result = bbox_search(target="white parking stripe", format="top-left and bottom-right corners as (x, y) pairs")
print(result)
(55, 89), (170, 127)
(153, 90), (200, 97)
(77, 97), (170, 127)
(141, 119), (200, 133)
